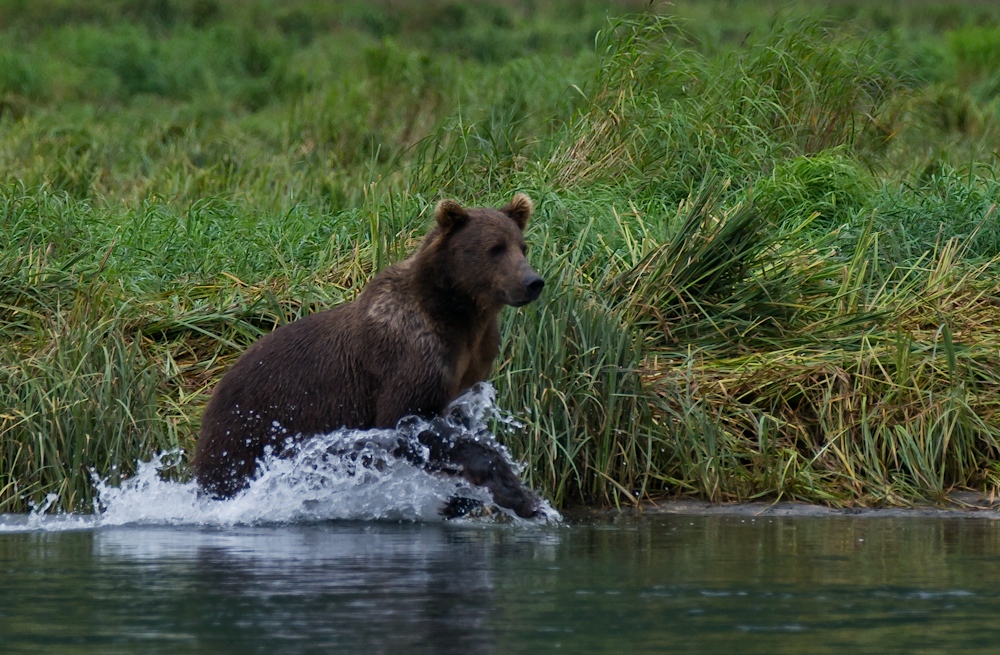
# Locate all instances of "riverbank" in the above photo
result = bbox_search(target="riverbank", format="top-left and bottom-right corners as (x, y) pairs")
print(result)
(620, 495), (1000, 520)
(6, 0), (1000, 512)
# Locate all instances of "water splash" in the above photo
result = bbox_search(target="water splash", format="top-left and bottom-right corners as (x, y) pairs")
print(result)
(2, 384), (559, 532)
(0, 494), (95, 532)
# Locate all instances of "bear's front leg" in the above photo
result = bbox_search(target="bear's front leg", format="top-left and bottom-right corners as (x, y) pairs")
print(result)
(409, 418), (541, 519)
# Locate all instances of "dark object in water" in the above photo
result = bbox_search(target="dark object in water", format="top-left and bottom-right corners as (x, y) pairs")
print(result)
(310, 410), (542, 519)
(395, 415), (542, 519)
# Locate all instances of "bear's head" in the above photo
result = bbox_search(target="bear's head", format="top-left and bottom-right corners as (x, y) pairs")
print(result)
(428, 193), (544, 310)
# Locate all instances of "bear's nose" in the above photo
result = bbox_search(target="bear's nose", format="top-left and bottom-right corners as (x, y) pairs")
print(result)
(524, 275), (545, 301)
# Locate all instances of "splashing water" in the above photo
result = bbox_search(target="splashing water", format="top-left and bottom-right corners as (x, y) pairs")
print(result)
(1, 384), (559, 532)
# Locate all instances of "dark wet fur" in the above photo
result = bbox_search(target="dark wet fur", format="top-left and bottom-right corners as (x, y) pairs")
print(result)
(394, 416), (542, 519)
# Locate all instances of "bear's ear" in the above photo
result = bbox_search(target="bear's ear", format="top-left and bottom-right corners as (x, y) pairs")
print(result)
(435, 199), (468, 233)
(501, 193), (533, 231)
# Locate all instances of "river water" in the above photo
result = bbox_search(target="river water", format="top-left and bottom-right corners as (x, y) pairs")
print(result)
(2, 512), (999, 654)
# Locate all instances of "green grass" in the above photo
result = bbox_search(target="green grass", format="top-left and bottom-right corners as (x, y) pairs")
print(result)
(6, 0), (1000, 512)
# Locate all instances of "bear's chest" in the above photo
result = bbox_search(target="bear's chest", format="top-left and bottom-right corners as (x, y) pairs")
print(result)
(364, 290), (497, 393)
(452, 321), (500, 391)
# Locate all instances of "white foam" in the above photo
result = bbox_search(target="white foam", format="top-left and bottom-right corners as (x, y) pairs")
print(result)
(0, 384), (560, 532)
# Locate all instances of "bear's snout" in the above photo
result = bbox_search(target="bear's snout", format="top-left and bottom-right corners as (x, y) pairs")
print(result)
(524, 274), (545, 301)
(507, 271), (544, 307)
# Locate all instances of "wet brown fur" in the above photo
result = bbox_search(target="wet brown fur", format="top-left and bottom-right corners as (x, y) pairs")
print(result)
(193, 194), (542, 509)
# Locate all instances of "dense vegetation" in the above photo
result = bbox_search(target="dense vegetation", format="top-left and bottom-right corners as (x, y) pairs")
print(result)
(6, 0), (1000, 512)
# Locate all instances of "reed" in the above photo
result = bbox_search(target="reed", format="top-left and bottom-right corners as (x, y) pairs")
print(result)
(0, 296), (173, 512)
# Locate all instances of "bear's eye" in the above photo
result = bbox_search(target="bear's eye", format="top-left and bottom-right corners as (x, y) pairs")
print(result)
(489, 244), (506, 257)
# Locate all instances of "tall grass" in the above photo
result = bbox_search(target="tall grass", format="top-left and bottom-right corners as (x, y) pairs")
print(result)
(0, 301), (173, 512)
(6, 1), (1000, 511)
(497, 240), (657, 508)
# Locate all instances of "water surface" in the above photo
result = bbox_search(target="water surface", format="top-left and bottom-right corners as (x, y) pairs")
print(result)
(2, 514), (999, 654)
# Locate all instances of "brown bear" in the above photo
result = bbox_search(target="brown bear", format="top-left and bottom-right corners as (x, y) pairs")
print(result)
(193, 193), (544, 518)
